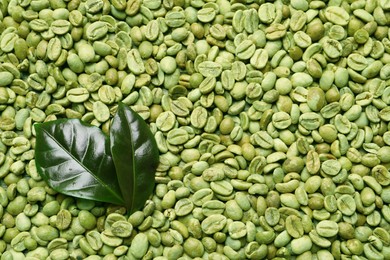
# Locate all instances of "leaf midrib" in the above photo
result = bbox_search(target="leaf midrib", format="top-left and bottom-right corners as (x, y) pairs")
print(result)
(122, 107), (136, 211)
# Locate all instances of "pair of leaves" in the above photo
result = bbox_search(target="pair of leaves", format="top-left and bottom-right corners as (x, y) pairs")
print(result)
(34, 103), (159, 213)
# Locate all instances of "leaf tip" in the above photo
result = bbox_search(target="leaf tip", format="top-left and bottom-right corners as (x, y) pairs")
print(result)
(33, 122), (41, 132)
(117, 102), (128, 112)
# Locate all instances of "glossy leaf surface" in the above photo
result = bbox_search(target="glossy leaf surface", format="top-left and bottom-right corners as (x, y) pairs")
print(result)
(110, 103), (159, 213)
(34, 119), (124, 205)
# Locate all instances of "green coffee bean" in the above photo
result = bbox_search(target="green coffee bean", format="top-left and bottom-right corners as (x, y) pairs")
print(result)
(183, 237), (204, 257)
(236, 40), (255, 60)
(291, 235), (312, 255)
(201, 214), (227, 234)
(272, 112), (292, 129)
(337, 194), (357, 216)
(191, 188), (214, 207)
(299, 112), (323, 130)
(174, 198), (193, 216)
(36, 225), (59, 241)
(210, 180), (233, 196)
(165, 10), (186, 28)
(225, 200), (243, 220)
(49, 248), (69, 260)
(228, 221), (246, 239)
(0, 72), (14, 87)
(167, 128), (189, 145)
(100, 230), (123, 247)
(66, 88), (89, 103)
(198, 61), (222, 77)
(325, 6), (350, 26)
(1, 32), (18, 53)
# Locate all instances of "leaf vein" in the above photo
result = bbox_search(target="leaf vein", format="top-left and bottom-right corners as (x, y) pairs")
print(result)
(80, 133), (90, 162)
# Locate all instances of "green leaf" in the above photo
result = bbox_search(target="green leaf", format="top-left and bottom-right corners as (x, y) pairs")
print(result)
(34, 119), (125, 205)
(34, 103), (159, 212)
(110, 102), (159, 213)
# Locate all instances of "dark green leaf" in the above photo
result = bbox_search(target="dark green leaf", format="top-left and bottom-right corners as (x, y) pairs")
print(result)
(110, 103), (159, 213)
(34, 119), (124, 205)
